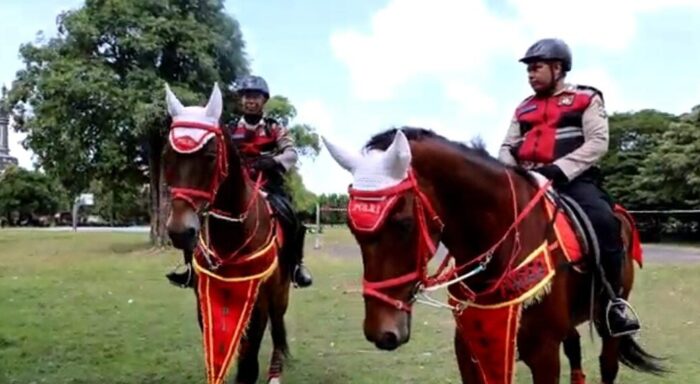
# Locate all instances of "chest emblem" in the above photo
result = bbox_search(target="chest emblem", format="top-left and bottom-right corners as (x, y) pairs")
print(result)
(558, 95), (574, 106)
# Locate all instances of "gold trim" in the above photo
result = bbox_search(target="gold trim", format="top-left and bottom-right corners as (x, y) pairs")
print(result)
(193, 233), (279, 282)
(448, 242), (555, 309)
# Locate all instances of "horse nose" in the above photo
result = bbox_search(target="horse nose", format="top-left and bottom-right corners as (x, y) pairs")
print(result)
(168, 227), (197, 251)
(374, 331), (400, 351)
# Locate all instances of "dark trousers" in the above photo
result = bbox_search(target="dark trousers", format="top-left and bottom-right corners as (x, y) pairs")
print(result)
(258, 169), (306, 272)
(558, 176), (624, 287)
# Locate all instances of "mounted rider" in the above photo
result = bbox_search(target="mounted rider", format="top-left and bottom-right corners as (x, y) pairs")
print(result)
(227, 74), (313, 288)
(498, 38), (640, 337)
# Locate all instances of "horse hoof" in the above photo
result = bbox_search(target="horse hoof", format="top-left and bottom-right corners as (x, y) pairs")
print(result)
(268, 377), (281, 384)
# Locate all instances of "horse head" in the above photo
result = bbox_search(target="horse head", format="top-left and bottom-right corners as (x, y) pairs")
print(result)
(162, 83), (229, 251)
(323, 129), (447, 350)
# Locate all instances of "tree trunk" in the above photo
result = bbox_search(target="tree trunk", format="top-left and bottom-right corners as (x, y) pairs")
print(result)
(158, 161), (171, 247)
(148, 134), (169, 247)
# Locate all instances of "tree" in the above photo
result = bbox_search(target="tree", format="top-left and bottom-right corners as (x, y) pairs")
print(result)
(284, 171), (316, 214)
(0, 166), (67, 224)
(634, 121), (700, 209)
(600, 110), (677, 208)
(7, 0), (249, 245)
(90, 179), (149, 225)
(263, 95), (321, 159)
(317, 193), (349, 225)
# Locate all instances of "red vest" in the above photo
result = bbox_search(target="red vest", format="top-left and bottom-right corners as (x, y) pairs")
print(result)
(229, 118), (279, 157)
(513, 86), (599, 164)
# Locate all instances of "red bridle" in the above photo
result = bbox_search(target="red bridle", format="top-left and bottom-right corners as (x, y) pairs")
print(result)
(166, 120), (267, 270)
(349, 168), (550, 313)
(348, 170), (444, 312)
(168, 120), (230, 209)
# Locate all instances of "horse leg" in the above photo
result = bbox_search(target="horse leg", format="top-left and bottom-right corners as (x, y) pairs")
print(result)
(598, 336), (620, 384)
(563, 329), (586, 384)
(267, 273), (291, 383)
(453, 329), (485, 383)
(520, 337), (561, 384)
(234, 303), (269, 384)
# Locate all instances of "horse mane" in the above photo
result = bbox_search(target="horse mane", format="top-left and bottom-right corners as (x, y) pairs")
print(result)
(363, 126), (533, 181)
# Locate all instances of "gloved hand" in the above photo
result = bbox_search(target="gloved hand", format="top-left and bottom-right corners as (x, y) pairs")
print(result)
(534, 164), (569, 187)
(251, 156), (280, 172)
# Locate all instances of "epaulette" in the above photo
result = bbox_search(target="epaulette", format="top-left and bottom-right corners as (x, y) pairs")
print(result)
(574, 84), (605, 103)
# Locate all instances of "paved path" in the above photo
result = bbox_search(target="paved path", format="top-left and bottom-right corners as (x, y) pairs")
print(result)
(641, 243), (700, 263)
(319, 240), (700, 264)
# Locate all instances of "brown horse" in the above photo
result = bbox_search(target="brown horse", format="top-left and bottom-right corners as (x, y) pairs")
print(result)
(162, 83), (293, 384)
(323, 127), (665, 384)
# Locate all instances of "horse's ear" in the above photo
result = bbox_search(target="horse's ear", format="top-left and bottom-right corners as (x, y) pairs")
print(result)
(205, 82), (223, 119)
(384, 130), (412, 178)
(322, 136), (361, 173)
(165, 83), (185, 117)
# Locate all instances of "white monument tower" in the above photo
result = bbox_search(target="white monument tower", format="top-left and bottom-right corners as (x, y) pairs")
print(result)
(0, 86), (19, 172)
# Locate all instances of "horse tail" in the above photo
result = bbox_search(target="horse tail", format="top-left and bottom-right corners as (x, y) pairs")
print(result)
(618, 334), (669, 375)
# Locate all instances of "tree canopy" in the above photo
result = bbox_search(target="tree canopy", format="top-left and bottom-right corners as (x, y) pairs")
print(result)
(600, 106), (700, 210)
(0, 166), (67, 224)
(5, 0), (322, 239)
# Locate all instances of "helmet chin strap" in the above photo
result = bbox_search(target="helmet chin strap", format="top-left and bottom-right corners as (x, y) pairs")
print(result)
(536, 63), (563, 97)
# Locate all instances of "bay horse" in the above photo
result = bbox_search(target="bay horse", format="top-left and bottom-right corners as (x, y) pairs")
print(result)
(162, 83), (293, 384)
(322, 127), (665, 384)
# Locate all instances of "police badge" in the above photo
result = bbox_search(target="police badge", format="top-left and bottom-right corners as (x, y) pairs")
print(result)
(559, 94), (574, 106)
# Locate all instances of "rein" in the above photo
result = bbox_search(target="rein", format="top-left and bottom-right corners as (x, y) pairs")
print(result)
(197, 173), (270, 271)
(349, 168), (550, 312)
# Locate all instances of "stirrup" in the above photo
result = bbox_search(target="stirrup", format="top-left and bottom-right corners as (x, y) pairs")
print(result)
(292, 264), (312, 288)
(167, 263), (194, 289)
(605, 298), (641, 337)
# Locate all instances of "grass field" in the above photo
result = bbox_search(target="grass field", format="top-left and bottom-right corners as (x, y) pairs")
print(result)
(1, 228), (699, 383)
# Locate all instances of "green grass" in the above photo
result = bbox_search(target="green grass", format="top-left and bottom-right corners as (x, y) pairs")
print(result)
(0, 228), (699, 383)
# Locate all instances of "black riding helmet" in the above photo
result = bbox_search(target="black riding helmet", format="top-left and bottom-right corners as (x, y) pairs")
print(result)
(519, 38), (572, 73)
(234, 75), (270, 99)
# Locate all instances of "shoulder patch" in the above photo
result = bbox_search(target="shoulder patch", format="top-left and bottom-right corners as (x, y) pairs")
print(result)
(591, 96), (608, 119)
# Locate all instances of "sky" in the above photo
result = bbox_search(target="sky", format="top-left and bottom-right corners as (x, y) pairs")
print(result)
(1, 0), (700, 194)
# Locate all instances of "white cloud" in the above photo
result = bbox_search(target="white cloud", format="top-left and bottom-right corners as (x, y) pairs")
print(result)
(444, 82), (498, 116)
(295, 99), (334, 135)
(509, 0), (700, 51)
(331, 0), (698, 106)
(330, 0), (519, 101)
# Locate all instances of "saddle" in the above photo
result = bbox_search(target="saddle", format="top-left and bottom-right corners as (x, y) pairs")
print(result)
(531, 172), (601, 272)
(531, 172), (644, 272)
